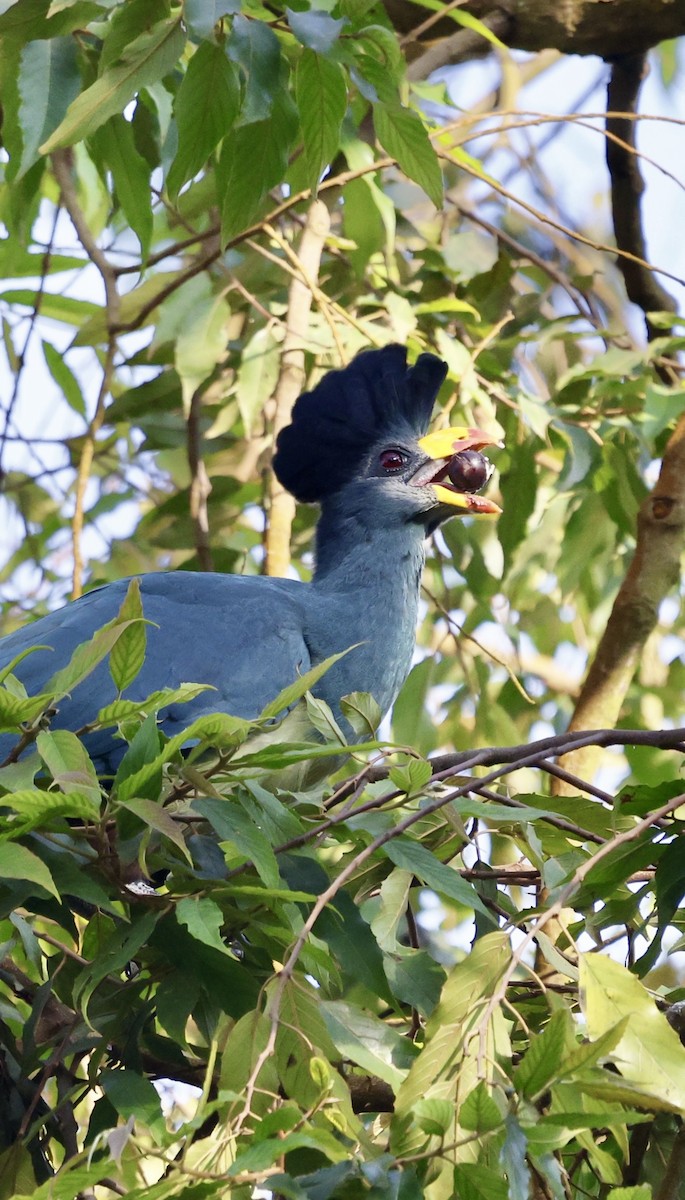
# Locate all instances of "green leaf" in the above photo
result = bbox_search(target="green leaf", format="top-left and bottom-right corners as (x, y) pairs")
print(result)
(0, 841), (59, 899)
(152, 912), (259, 1016)
(339, 690), (381, 738)
(167, 40), (240, 200)
(655, 832), (685, 926)
(74, 909), (161, 1018)
(112, 711), (251, 803)
(558, 1019), (628, 1075)
(2, 317), (18, 374)
(96, 682), (211, 727)
(0, 289), (98, 327)
(113, 712), (163, 802)
(192, 796), (280, 887)
(40, 17), (185, 151)
(321, 998), (417, 1089)
(370, 868), (412, 950)
(498, 439), (539, 572)
(384, 950), (446, 1018)
(450, 7), (507, 48)
(90, 114), (153, 258)
(36, 729), (101, 800)
(228, 1129), (347, 1175)
(73, 270), (180, 344)
(413, 1097), (454, 1135)
(175, 285), (231, 412)
(606, 1188), (652, 1200)
(459, 1080), (504, 1133)
(185, 0), (240, 41)
(42, 340), (86, 417)
(304, 692), (347, 745)
(352, 25), (403, 103)
(388, 757), (432, 796)
(288, 8), (345, 53)
(118, 797), (192, 861)
(453, 1163), (509, 1200)
(0, 246), (85, 277)
(373, 102), (443, 208)
(0, 687), (56, 731)
(8, 1161), (107, 1200)
(0, 787), (98, 825)
(581, 953), (685, 1110)
(514, 1009), (574, 1098)
(16, 36), (80, 177)
(384, 835), (490, 918)
(176, 895), (231, 954)
(392, 933), (510, 1154)
(226, 13), (281, 123)
(219, 98), (298, 243)
(100, 1068), (165, 1141)
(234, 324), (280, 435)
(296, 50), (348, 194)
(44, 616), (146, 701)
(258, 648), (354, 722)
(501, 1115), (531, 1200)
(280, 854), (392, 1003)
(342, 174), (388, 277)
(108, 578), (147, 694)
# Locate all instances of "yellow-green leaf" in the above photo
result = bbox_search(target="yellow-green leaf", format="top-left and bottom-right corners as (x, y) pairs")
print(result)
(40, 18), (185, 152)
(581, 953), (685, 1111)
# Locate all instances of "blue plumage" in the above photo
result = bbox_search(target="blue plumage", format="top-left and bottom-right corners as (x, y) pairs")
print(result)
(0, 345), (493, 775)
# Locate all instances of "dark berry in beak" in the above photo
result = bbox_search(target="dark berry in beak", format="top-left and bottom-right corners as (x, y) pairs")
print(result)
(447, 449), (490, 494)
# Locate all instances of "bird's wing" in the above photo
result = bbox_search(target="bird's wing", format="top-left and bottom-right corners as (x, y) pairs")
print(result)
(0, 573), (313, 770)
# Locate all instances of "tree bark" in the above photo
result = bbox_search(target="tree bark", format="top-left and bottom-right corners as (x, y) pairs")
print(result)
(386, 0), (685, 71)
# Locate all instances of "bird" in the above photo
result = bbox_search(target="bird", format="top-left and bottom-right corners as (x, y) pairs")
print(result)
(0, 344), (500, 776)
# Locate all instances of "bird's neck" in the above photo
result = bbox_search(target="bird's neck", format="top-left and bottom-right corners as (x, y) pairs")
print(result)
(309, 497), (426, 719)
(313, 499), (426, 592)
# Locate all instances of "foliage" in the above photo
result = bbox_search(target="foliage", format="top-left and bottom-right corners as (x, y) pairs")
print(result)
(0, 1), (685, 1197)
(4, 635), (685, 1198)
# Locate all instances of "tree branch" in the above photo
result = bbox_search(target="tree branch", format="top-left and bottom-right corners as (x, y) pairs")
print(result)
(406, 9), (512, 80)
(555, 415), (685, 789)
(187, 387), (214, 572)
(655, 1124), (685, 1200)
(605, 53), (678, 363)
(264, 199), (330, 577)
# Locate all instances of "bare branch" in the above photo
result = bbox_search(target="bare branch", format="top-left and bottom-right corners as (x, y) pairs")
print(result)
(606, 53), (678, 360)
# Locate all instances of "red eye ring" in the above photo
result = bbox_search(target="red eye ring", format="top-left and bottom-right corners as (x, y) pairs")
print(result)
(379, 448), (408, 473)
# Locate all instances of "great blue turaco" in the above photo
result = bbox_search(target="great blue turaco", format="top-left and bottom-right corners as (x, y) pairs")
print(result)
(0, 344), (500, 774)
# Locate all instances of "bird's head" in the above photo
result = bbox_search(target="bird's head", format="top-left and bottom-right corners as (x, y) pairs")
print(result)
(273, 344), (501, 532)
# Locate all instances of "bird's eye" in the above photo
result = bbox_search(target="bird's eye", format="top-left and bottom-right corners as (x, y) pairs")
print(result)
(379, 448), (408, 473)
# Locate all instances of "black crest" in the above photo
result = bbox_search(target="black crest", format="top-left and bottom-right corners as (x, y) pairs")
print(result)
(273, 345), (447, 503)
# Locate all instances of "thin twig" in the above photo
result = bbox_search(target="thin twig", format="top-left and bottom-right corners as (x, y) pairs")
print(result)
(187, 387), (214, 572)
(51, 151), (120, 599)
(0, 205), (59, 479)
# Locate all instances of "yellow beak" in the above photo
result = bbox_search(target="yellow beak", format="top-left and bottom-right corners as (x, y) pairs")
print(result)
(416, 426), (502, 515)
